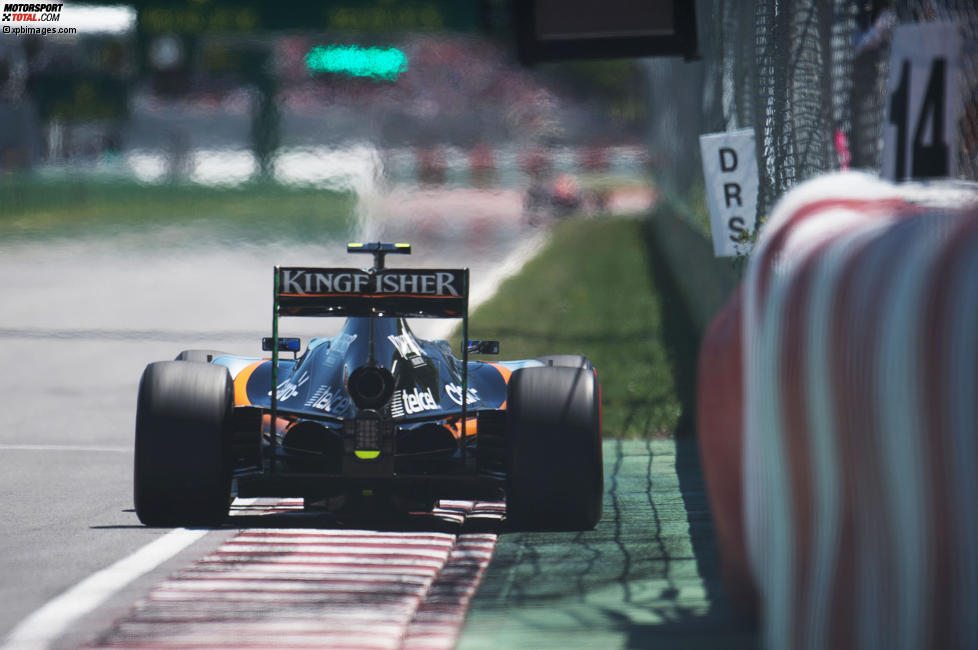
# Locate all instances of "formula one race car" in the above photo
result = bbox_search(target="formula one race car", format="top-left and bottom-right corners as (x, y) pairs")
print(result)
(134, 243), (603, 530)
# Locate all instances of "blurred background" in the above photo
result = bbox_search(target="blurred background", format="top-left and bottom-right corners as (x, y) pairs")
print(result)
(0, 1), (655, 246)
(3, 1), (975, 244)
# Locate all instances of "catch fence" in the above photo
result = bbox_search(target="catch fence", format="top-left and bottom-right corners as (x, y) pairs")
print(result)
(644, 0), (978, 224)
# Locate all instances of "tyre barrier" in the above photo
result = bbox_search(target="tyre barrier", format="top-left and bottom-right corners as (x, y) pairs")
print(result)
(697, 172), (978, 648)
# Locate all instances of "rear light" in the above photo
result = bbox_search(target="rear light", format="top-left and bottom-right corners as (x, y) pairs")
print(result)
(354, 413), (380, 450)
(347, 410), (392, 462)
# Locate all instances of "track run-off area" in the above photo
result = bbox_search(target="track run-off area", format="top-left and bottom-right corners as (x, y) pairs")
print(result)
(0, 205), (754, 648)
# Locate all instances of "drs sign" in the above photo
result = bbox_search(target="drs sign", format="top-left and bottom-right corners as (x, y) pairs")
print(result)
(700, 129), (758, 257)
(883, 22), (962, 181)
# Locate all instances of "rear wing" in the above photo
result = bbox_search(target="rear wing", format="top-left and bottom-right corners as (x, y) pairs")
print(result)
(275, 267), (469, 318)
(267, 245), (475, 463)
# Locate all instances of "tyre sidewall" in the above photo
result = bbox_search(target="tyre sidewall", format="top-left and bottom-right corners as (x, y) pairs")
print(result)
(506, 365), (603, 530)
(134, 361), (233, 526)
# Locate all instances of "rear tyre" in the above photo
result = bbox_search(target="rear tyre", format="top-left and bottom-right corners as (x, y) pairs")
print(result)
(134, 361), (233, 526)
(505, 365), (603, 530)
(536, 354), (594, 371)
(174, 349), (229, 363)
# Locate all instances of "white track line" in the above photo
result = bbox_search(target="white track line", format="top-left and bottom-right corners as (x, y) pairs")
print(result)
(3, 497), (261, 649)
(424, 230), (550, 340)
(1, 528), (208, 650)
(467, 230), (550, 312)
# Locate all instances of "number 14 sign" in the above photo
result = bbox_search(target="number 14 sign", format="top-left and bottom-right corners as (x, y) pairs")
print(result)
(883, 22), (962, 181)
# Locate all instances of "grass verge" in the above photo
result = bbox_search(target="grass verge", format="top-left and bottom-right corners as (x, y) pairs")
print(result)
(465, 216), (685, 437)
(0, 175), (356, 241)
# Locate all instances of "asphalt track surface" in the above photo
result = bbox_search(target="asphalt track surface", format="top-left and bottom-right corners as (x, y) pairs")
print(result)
(0, 226), (755, 649)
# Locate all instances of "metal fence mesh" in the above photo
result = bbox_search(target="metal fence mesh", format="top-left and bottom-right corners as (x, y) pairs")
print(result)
(645, 0), (978, 223)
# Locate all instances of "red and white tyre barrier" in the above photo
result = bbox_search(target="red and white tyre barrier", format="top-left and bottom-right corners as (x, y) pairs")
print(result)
(698, 172), (978, 649)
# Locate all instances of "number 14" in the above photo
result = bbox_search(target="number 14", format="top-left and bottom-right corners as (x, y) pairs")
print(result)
(888, 58), (948, 179)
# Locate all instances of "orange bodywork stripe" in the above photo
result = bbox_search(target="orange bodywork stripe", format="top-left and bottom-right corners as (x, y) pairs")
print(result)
(450, 418), (478, 440)
(233, 360), (264, 406)
(262, 413), (292, 437)
(486, 362), (513, 410)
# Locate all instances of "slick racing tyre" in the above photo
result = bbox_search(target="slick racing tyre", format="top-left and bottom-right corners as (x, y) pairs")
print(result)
(505, 365), (603, 530)
(134, 361), (233, 526)
(174, 349), (229, 363)
(535, 354), (594, 371)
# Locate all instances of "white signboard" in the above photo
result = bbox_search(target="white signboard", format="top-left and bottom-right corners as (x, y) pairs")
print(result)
(883, 22), (962, 181)
(699, 129), (758, 257)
